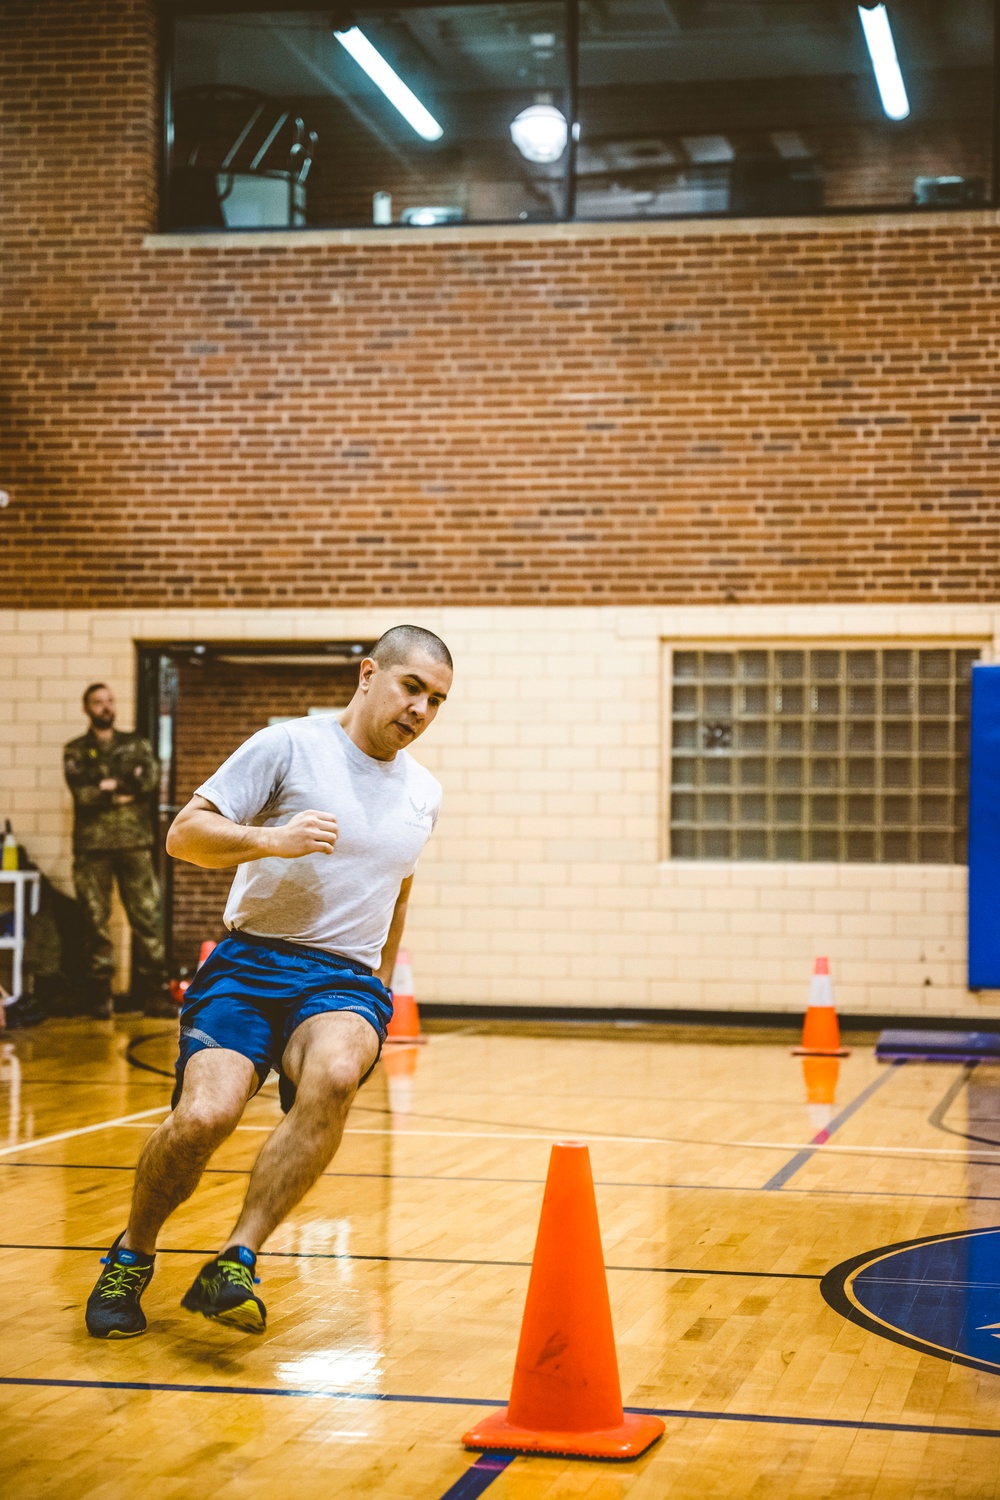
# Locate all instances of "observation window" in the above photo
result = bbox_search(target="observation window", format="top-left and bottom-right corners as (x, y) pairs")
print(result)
(165, 1), (996, 231)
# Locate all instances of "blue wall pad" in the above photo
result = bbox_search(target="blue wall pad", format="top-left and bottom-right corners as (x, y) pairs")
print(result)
(876, 1030), (1000, 1062)
(968, 664), (1000, 989)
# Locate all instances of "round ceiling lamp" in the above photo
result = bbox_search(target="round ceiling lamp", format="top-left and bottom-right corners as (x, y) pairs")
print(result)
(509, 103), (568, 165)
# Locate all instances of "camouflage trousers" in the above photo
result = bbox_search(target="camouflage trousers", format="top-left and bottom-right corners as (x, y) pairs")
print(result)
(72, 848), (166, 994)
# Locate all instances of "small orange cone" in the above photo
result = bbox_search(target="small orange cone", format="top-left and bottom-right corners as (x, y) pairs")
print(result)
(793, 957), (850, 1057)
(198, 940), (216, 968)
(462, 1142), (665, 1460)
(385, 949), (427, 1044)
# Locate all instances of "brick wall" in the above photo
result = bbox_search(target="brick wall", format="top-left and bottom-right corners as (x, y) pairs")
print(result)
(170, 657), (358, 969)
(2, 0), (999, 612)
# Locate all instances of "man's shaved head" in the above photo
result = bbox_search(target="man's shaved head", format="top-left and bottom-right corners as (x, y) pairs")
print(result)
(371, 625), (453, 673)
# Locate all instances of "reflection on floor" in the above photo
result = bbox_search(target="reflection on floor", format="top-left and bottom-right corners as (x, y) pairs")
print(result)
(1, 1018), (999, 1498)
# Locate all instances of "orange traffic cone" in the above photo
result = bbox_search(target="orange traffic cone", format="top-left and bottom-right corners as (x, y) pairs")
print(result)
(462, 1142), (665, 1460)
(198, 940), (216, 968)
(801, 1055), (840, 1140)
(386, 949), (427, 1044)
(793, 957), (849, 1057)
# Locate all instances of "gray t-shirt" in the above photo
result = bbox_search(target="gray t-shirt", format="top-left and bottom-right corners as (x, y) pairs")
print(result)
(196, 717), (442, 969)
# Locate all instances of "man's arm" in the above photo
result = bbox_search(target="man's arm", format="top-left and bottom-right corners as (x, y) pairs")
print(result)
(129, 737), (160, 797)
(63, 748), (107, 808)
(377, 876), (414, 988)
(166, 794), (340, 870)
(109, 739), (160, 807)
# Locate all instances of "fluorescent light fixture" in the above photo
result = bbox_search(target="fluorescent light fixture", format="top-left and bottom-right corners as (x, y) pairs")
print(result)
(858, 4), (910, 121)
(334, 26), (443, 141)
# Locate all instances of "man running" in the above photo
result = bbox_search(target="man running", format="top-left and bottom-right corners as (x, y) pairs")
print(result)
(86, 625), (451, 1338)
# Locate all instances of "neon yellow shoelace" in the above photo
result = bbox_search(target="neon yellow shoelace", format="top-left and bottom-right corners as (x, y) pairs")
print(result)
(101, 1262), (145, 1300)
(218, 1260), (256, 1293)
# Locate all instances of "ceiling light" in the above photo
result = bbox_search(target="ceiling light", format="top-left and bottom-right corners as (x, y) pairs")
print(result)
(858, 4), (910, 121)
(401, 206), (464, 227)
(509, 104), (567, 165)
(334, 26), (443, 141)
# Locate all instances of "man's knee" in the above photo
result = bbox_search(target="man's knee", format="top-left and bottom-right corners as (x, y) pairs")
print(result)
(296, 1053), (363, 1111)
(171, 1089), (243, 1151)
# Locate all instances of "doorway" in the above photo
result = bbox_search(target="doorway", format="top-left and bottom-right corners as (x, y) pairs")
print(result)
(136, 640), (372, 976)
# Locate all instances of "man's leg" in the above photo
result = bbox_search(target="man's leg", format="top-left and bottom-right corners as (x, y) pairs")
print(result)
(124, 1047), (257, 1253)
(179, 1012), (377, 1333)
(114, 848), (171, 1017)
(72, 853), (115, 1017)
(87, 1047), (256, 1338)
(224, 1011), (379, 1254)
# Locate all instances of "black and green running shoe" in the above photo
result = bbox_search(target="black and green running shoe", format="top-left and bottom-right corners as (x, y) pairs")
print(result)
(181, 1246), (266, 1331)
(85, 1234), (155, 1339)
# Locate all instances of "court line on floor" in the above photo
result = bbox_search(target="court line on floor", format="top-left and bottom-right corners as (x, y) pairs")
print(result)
(4, 1159), (999, 1205)
(0, 1106), (170, 1158)
(0, 1243), (823, 1280)
(100, 1118), (1000, 1164)
(762, 1064), (904, 1191)
(48, 1122), (1000, 1164)
(929, 1062), (1000, 1150)
(0, 1375), (998, 1442)
(440, 1453), (515, 1500)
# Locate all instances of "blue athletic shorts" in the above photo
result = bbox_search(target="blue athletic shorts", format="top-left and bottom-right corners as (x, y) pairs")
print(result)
(173, 930), (394, 1111)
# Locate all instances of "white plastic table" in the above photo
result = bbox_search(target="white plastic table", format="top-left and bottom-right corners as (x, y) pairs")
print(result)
(0, 870), (41, 1004)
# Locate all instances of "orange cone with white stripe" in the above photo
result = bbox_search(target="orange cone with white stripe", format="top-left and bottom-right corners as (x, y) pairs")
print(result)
(793, 957), (850, 1057)
(386, 949), (427, 1044)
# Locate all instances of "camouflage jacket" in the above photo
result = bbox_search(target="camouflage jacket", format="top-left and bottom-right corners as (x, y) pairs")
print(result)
(63, 730), (159, 852)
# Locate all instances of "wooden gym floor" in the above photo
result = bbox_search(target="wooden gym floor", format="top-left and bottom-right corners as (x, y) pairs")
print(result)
(1, 1016), (999, 1499)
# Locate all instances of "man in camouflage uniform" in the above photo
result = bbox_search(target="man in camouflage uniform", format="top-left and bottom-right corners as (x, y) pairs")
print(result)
(64, 684), (173, 1019)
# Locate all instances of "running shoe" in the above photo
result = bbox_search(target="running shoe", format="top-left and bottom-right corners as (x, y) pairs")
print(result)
(85, 1233), (155, 1339)
(181, 1246), (266, 1331)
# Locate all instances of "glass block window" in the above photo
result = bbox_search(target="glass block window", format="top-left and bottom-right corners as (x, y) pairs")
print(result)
(670, 647), (979, 863)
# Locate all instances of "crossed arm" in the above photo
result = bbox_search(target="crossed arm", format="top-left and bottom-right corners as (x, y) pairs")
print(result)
(166, 794), (412, 985)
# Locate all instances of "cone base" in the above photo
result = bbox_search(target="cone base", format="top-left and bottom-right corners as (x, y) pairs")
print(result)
(384, 1033), (428, 1045)
(462, 1408), (665, 1460)
(792, 1046), (850, 1057)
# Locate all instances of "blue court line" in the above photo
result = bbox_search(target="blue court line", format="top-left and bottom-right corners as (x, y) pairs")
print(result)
(439, 1453), (515, 1499)
(762, 1063), (904, 1192)
(0, 1243), (822, 1280)
(4, 1158), (999, 1203)
(1, 1376), (999, 1442)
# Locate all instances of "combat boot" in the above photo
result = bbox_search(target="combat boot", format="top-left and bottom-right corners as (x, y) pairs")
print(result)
(84, 978), (113, 1020)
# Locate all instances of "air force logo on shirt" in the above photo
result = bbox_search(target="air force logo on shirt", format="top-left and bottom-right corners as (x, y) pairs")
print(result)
(404, 796), (434, 832)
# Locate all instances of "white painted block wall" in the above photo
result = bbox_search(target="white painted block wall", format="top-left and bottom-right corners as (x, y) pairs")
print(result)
(2, 605), (998, 1020)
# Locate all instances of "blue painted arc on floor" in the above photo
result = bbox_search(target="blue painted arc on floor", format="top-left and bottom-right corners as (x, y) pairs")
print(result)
(822, 1227), (1000, 1375)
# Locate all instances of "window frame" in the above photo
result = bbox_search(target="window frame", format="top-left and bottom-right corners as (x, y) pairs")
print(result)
(661, 640), (986, 866)
(158, 0), (1000, 233)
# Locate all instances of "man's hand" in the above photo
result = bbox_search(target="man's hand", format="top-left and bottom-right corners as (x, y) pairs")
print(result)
(99, 778), (118, 792)
(112, 793), (136, 806)
(267, 810), (339, 859)
(167, 796), (339, 870)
